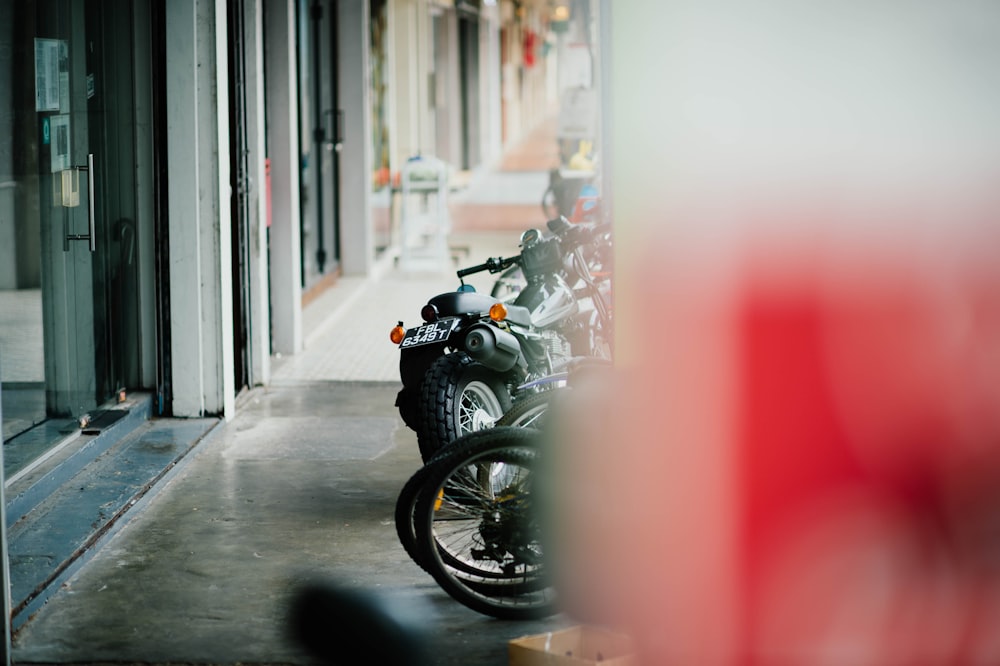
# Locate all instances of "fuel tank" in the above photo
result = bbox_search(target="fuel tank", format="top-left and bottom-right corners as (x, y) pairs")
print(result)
(515, 275), (579, 329)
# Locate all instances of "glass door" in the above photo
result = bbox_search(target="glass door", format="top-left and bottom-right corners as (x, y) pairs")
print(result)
(0, 0), (146, 470)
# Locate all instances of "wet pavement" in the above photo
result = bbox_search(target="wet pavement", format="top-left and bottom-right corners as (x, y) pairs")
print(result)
(11, 382), (573, 665)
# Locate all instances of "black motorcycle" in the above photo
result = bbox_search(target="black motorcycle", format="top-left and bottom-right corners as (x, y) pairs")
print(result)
(390, 218), (611, 462)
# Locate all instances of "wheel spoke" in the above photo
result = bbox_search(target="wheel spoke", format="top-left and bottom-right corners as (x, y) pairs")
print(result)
(458, 380), (504, 435)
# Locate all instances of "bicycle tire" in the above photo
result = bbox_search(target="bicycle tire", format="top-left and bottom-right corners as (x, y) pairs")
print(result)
(411, 427), (556, 620)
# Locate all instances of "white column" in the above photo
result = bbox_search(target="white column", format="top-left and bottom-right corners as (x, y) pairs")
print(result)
(165, 0), (205, 416)
(243, 0), (272, 385)
(338, 0), (374, 276)
(211, 0), (236, 418)
(480, 6), (503, 167)
(166, 0), (235, 418)
(265, 0), (303, 354)
(418, 2), (434, 157)
(389, 0), (417, 165)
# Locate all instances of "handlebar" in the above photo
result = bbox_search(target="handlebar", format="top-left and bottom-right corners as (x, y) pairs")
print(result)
(456, 255), (520, 278)
(455, 220), (612, 280)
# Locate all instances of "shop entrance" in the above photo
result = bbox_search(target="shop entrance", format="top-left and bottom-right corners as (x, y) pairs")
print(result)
(0, 0), (152, 475)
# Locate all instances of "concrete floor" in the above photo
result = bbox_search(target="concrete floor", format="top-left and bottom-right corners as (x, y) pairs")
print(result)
(11, 381), (572, 665)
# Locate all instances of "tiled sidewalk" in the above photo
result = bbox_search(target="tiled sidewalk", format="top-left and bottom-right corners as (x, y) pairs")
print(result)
(271, 230), (519, 383)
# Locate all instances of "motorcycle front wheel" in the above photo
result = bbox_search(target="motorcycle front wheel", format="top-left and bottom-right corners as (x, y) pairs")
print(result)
(418, 352), (512, 461)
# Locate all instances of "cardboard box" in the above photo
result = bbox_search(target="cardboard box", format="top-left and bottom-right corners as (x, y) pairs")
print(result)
(509, 625), (638, 666)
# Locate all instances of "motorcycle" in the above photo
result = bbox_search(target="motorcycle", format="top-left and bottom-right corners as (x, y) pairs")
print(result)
(390, 217), (612, 462)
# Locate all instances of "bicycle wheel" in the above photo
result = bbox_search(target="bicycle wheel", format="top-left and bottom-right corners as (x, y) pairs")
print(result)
(395, 458), (441, 572)
(411, 427), (556, 620)
(398, 429), (542, 581)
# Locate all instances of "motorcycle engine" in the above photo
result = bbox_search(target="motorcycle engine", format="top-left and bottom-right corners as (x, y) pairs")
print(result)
(539, 330), (574, 372)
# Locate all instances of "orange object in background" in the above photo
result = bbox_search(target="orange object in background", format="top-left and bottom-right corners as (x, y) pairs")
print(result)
(373, 167), (391, 189)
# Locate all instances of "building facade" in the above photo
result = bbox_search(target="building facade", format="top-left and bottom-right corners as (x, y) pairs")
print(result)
(0, 0), (581, 629)
(0, 0), (565, 428)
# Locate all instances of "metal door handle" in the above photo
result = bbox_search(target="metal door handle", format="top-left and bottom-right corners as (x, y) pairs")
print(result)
(323, 109), (344, 153)
(65, 153), (96, 252)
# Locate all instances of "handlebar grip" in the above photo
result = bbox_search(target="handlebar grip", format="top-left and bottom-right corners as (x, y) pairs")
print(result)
(457, 255), (521, 278)
(457, 261), (492, 278)
(546, 216), (572, 235)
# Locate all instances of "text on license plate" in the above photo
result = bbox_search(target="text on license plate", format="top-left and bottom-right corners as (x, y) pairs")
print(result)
(399, 318), (459, 348)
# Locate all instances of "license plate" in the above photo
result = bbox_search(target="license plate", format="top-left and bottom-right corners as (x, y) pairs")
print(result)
(399, 318), (459, 348)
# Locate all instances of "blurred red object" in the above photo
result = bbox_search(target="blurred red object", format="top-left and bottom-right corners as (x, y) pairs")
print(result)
(523, 30), (536, 68)
(552, 227), (1000, 665)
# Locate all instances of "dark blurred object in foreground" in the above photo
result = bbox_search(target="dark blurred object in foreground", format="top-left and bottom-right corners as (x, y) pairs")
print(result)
(289, 581), (431, 666)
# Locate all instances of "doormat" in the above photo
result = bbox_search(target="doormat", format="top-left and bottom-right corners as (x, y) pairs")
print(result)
(80, 408), (128, 435)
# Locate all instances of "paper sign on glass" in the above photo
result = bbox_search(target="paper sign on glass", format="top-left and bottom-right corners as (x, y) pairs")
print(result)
(35, 39), (64, 112)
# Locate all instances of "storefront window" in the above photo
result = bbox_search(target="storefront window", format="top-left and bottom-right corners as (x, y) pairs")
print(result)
(0, 0), (148, 476)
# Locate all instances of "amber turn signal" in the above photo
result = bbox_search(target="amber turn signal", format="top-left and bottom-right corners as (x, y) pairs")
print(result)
(489, 302), (508, 322)
(390, 322), (406, 345)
